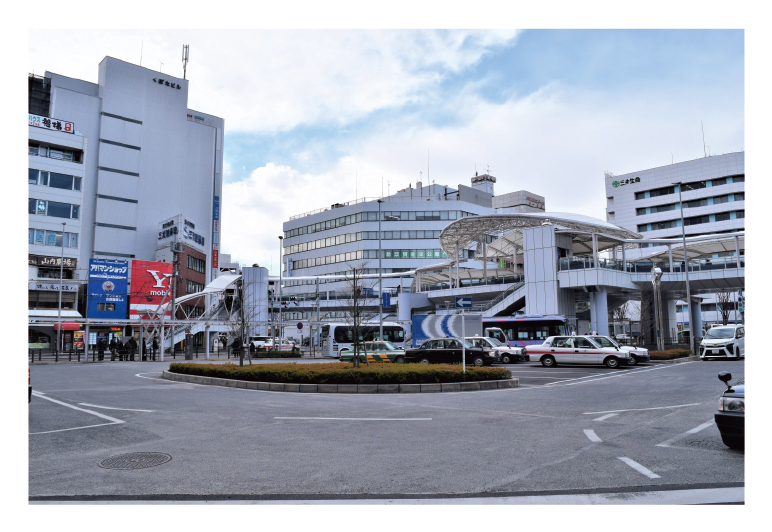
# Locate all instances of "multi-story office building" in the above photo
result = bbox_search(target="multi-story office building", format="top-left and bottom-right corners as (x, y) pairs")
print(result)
(28, 58), (224, 348)
(604, 152), (745, 329)
(279, 174), (545, 326)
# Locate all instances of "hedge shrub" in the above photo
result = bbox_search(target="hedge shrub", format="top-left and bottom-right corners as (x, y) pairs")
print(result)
(648, 349), (693, 360)
(168, 362), (511, 385)
(250, 351), (302, 358)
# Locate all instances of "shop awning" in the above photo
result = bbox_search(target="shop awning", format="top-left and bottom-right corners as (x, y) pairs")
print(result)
(53, 322), (80, 331)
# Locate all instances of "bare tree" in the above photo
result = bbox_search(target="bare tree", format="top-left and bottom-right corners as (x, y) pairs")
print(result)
(716, 292), (732, 326)
(222, 276), (264, 366)
(638, 287), (654, 345)
(340, 261), (379, 367)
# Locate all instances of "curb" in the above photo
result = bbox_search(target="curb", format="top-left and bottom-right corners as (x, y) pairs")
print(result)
(647, 355), (700, 365)
(161, 370), (518, 393)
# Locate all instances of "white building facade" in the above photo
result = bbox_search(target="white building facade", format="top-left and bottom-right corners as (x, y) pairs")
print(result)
(604, 152), (745, 329)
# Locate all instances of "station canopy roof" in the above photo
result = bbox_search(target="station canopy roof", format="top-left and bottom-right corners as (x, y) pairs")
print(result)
(642, 233), (745, 262)
(439, 212), (642, 259)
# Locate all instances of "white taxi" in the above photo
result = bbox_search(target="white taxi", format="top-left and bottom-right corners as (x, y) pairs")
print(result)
(525, 335), (631, 368)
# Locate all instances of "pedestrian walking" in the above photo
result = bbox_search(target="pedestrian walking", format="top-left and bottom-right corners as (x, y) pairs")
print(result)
(109, 337), (118, 361)
(231, 336), (242, 357)
(128, 336), (138, 361)
(152, 336), (158, 360)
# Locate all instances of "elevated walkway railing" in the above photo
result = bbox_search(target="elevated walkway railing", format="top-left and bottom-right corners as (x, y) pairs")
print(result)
(559, 256), (745, 274)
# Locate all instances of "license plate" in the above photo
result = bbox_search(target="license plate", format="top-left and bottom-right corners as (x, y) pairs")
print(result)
(711, 350), (719, 354)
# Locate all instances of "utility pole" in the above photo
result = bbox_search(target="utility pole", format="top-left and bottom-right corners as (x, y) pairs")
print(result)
(278, 235), (284, 342)
(238, 278), (245, 366)
(170, 243), (179, 354)
(377, 199), (383, 342)
(56, 221), (66, 354)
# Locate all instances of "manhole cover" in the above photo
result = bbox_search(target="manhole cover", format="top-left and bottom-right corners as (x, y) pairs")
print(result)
(98, 452), (172, 470)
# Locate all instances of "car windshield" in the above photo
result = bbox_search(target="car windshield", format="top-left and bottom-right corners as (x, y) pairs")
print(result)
(462, 339), (474, 348)
(705, 328), (735, 339)
(486, 337), (505, 347)
(592, 336), (619, 348)
(381, 341), (398, 351)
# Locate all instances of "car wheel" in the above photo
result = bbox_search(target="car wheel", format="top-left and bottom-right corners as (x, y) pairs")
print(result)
(627, 356), (639, 366)
(604, 356), (620, 369)
(473, 356), (485, 367)
(393, 356), (405, 364)
(721, 434), (744, 450)
(501, 354), (511, 364)
(541, 355), (556, 368)
(418, 357), (430, 364)
(734, 347), (741, 360)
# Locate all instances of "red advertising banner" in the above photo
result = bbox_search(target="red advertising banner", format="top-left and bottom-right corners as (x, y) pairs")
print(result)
(212, 250), (219, 269)
(130, 260), (173, 319)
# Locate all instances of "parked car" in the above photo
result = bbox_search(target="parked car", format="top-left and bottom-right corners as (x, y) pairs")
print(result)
(248, 336), (271, 352)
(700, 325), (745, 360)
(715, 372), (744, 449)
(465, 336), (527, 363)
(590, 336), (649, 366)
(405, 338), (500, 366)
(525, 336), (631, 368)
(339, 341), (407, 363)
(261, 338), (298, 351)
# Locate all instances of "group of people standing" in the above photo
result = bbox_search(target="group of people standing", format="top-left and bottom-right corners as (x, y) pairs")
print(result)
(96, 335), (160, 361)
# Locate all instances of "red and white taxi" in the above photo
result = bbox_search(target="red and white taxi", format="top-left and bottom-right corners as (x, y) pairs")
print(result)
(524, 335), (632, 368)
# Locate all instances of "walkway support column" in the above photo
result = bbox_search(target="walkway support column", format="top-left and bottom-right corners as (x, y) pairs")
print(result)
(734, 235), (740, 270)
(668, 245), (673, 272)
(595, 290), (609, 336)
(592, 234), (599, 268)
(690, 298), (704, 343)
(482, 239), (487, 285)
(205, 324), (210, 360)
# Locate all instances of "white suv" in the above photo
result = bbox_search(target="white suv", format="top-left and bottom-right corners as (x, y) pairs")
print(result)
(700, 325), (744, 360)
(525, 335), (631, 368)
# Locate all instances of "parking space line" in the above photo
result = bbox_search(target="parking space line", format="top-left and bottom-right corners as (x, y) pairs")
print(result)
(546, 364), (684, 387)
(30, 422), (121, 435)
(618, 457), (661, 479)
(583, 403), (701, 415)
(31, 392), (125, 423)
(583, 429), (602, 442)
(78, 403), (155, 413)
(593, 413), (618, 421)
(656, 420), (716, 448)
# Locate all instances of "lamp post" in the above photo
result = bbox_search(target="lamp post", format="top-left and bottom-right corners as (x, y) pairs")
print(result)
(278, 235), (283, 342)
(673, 181), (694, 354)
(57, 221), (66, 354)
(377, 199), (383, 342)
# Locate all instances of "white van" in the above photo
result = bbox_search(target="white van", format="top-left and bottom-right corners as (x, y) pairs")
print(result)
(700, 325), (744, 360)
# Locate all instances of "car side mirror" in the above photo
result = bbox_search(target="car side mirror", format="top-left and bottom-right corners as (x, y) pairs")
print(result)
(718, 372), (733, 391)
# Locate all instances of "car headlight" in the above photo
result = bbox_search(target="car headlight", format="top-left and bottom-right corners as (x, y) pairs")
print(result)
(718, 397), (744, 413)
(488, 352), (496, 357)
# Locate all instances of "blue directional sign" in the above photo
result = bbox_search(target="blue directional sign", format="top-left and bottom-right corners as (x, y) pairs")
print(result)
(455, 296), (473, 309)
(383, 292), (391, 309)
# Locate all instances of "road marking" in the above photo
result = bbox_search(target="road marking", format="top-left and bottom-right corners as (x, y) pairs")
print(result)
(593, 413), (618, 421)
(542, 370), (635, 386)
(583, 429), (602, 442)
(583, 403), (701, 415)
(618, 457), (661, 479)
(656, 420), (716, 448)
(507, 376), (576, 380)
(545, 364), (685, 388)
(274, 417), (432, 421)
(78, 403), (155, 413)
(30, 392), (125, 435)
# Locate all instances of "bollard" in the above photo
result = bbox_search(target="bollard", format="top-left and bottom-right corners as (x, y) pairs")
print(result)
(78, 350), (81, 362)
(39, 349), (43, 362)
(69, 350), (72, 362)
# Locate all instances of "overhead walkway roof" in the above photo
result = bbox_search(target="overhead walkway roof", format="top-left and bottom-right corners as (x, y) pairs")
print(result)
(641, 233), (744, 262)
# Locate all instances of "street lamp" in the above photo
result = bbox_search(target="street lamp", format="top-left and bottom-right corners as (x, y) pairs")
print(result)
(650, 266), (664, 351)
(57, 221), (65, 354)
(673, 181), (694, 354)
(377, 199), (383, 343)
(278, 235), (283, 342)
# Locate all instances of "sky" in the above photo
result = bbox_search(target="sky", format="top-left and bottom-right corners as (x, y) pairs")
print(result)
(28, 29), (744, 273)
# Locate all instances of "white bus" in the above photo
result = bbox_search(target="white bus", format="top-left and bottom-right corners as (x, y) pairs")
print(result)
(320, 322), (407, 358)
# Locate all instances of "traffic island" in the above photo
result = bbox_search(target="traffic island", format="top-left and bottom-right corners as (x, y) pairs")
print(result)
(162, 362), (518, 393)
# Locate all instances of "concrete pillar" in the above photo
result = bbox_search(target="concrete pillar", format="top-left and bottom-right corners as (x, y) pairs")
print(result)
(205, 325), (210, 360)
(664, 299), (678, 343)
(482, 240), (487, 285)
(690, 298), (704, 340)
(594, 290), (609, 336)
(592, 234), (599, 268)
(589, 292), (597, 332)
(668, 245), (673, 272)
(622, 245), (626, 272)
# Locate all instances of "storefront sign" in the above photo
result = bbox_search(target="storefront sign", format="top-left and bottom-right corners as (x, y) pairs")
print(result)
(87, 258), (128, 319)
(213, 197), (220, 221)
(29, 254), (77, 268)
(157, 215), (205, 253)
(130, 260), (173, 320)
(212, 250), (219, 269)
(612, 177), (641, 188)
(152, 78), (182, 90)
(28, 281), (79, 292)
(29, 113), (74, 134)
(526, 196), (545, 209)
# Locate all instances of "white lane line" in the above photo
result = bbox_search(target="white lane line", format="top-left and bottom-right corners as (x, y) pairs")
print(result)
(583, 403), (701, 415)
(583, 429), (602, 442)
(30, 422), (120, 435)
(274, 417), (432, 421)
(78, 403), (155, 413)
(31, 392), (125, 423)
(542, 370), (635, 386)
(618, 457), (661, 479)
(507, 376), (577, 380)
(593, 413), (618, 421)
(656, 420), (716, 448)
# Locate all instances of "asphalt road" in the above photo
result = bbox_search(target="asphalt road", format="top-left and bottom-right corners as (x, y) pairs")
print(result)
(29, 358), (744, 502)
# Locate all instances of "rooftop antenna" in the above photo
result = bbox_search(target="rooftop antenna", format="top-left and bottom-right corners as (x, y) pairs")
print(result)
(182, 44), (189, 79)
(701, 121), (707, 157)
(158, 60), (164, 73)
(388, 180), (391, 196)
(475, 163), (477, 176)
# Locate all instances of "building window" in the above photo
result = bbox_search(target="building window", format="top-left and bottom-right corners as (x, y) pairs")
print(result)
(97, 303), (116, 312)
(186, 280), (204, 294)
(29, 143), (83, 163)
(733, 193), (744, 201)
(29, 198), (80, 219)
(685, 198), (708, 208)
(185, 305), (204, 318)
(736, 210), (745, 219)
(187, 255), (206, 274)
(714, 212), (731, 222)
(37, 267), (74, 280)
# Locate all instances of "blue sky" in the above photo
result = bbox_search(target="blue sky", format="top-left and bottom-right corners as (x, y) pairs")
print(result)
(29, 29), (744, 271)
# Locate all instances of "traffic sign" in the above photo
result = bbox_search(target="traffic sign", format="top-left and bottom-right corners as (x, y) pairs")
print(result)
(383, 292), (391, 309)
(455, 296), (473, 309)
(297, 322), (303, 330)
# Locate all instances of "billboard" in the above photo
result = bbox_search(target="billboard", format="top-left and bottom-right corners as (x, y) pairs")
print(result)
(411, 314), (482, 347)
(130, 260), (173, 320)
(157, 214), (206, 253)
(87, 259), (128, 319)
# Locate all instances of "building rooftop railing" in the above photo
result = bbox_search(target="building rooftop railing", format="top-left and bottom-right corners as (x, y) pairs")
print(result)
(288, 191), (461, 220)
